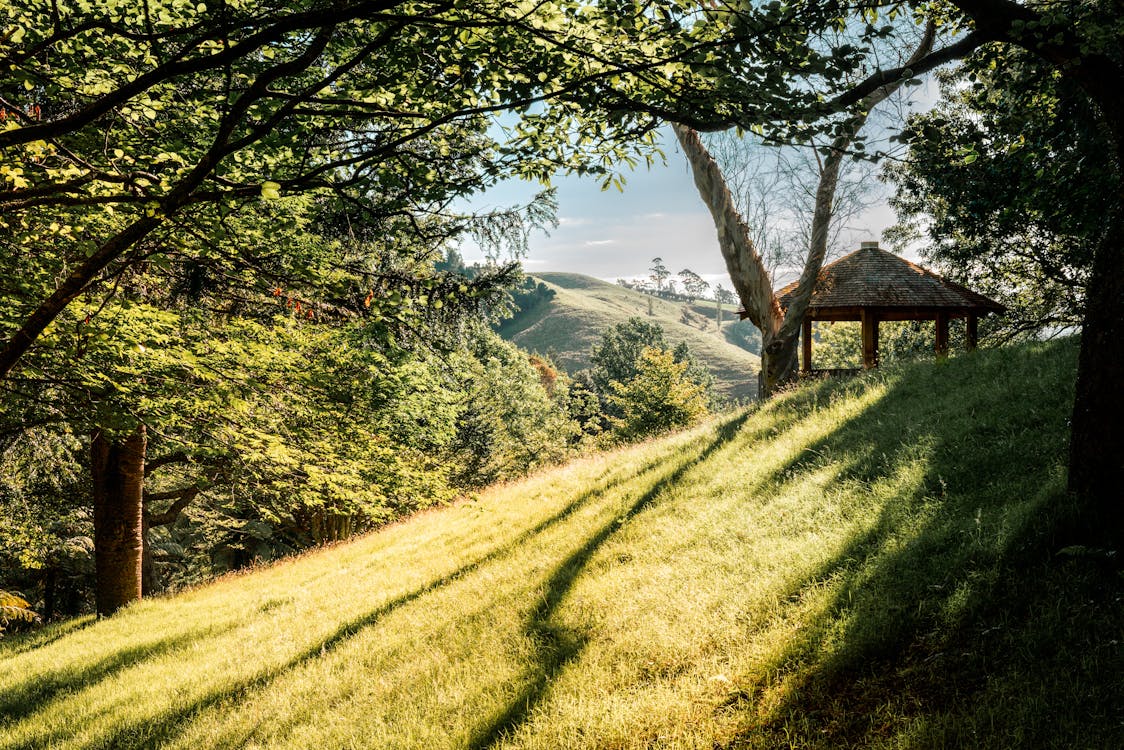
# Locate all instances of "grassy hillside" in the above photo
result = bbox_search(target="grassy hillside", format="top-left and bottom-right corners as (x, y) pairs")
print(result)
(3, 338), (1121, 749)
(497, 272), (760, 402)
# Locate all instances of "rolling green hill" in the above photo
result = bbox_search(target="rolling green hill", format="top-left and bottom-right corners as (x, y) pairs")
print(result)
(497, 272), (761, 402)
(3, 338), (1121, 749)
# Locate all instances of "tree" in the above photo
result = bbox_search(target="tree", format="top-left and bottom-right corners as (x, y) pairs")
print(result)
(0, 0), (756, 385)
(449, 330), (579, 487)
(649, 257), (670, 294)
(0, 189), (528, 614)
(860, 0), (1124, 532)
(590, 317), (668, 396)
(2, 2), (801, 613)
(885, 45), (1103, 337)
(673, 24), (935, 396)
(713, 283), (736, 327)
(678, 268), (710, 302)
(607, 347), (709, 442)
(589, 317), (712, 416)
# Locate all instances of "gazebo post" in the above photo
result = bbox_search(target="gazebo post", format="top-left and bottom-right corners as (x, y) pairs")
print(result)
(935, 313), (950, 357)
(802, 317), (812, 374)
(966, 314), (978, 351)
(860, 308), (879, 369)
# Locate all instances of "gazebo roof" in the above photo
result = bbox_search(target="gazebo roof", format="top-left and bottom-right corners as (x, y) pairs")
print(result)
(776, 243), (1005, 316)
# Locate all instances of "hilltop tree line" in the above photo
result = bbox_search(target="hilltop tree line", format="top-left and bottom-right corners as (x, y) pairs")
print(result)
(1, 0), (1121, 623)
(618, 259), (734, 307)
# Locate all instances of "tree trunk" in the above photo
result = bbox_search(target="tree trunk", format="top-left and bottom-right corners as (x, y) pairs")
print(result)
(141, 515), (160, 596)
(1060, 77), (1124, 545)
(1067, 191), (1124, 544)
(761, 333), (801, 396)
(92, 424), (147, 616)
(42, 567), (57, 622)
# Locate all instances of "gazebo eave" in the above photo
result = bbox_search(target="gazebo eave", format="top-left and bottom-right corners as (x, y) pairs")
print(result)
(804, 304), (1003, 322)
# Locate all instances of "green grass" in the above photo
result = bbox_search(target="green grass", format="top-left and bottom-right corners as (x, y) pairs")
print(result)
(3, 338), (1121, 749)
(497, 273), (760, 401)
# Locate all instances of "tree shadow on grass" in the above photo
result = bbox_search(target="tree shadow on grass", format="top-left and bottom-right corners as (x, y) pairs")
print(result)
(467, 412), (752, 750)
(717, 341), (1124, 748)
(0, 615), (96, 658)
(4, 445), (680, 750)
(0, 619), (242, 726)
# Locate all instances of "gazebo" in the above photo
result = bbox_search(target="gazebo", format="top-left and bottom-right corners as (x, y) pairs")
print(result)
(774, 241), (1005, 372)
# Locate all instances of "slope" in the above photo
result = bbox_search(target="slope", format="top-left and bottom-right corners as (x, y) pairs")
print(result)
(497, 272), (761, 402)
(2, 338), (1120, 750)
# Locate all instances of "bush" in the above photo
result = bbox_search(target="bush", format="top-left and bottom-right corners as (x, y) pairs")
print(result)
(608, 347), (709, 442)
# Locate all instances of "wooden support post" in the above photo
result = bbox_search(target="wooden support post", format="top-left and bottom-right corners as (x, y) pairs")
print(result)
(802, 317), (812, 374)
(860, 308), (879, 369)
(935, 313), (949, 357)
(966, 314), (978, 351)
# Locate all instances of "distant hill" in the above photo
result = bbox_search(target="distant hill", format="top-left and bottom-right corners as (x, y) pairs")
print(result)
(497, 272), (761, 402)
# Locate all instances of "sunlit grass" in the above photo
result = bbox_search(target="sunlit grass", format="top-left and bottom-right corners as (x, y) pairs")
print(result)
(2, 338), (1119, 749)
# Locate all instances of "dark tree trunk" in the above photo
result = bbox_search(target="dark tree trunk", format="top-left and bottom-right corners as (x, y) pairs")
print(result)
(42, 567), (57, 621)
(1067, 197), (1124, 545)
(760, 333), (800, 398)
(92, 424), (147, 616)
(1063, 83), (1124, 546)
(141, 515), (160, 596)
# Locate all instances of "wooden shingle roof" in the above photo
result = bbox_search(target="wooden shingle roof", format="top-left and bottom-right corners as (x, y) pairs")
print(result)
(777, 245), (1005, 315)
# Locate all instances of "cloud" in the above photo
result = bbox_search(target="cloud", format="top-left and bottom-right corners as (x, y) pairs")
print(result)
(583, 239), (616, 246)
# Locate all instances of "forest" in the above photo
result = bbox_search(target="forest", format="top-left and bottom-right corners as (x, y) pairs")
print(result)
(0, 2), (1120, 742)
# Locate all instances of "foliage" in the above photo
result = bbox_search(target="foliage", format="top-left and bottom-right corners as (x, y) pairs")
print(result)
(0, 425), (93, 618)
(811, 319), (958, 369)
(183, 319), (466, 551)
(0, 186), (553, 607)
(607, 346), (709, 442)
(0, 0), (769, 382)
(506, 276), (556, 317)
(0, 590), (38, 633)
(885, 45), (1106, 336)
(589, 317), (667, 395)
(448, 329), (580, 488)
(589, 317), (710, 395)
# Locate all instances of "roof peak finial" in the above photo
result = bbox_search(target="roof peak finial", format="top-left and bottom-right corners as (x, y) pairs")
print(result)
(860, 240), (879, 250)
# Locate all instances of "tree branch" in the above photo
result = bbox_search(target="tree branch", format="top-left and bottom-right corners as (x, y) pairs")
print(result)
(825, 31), (987, 113)
(144, 486), (200, 527)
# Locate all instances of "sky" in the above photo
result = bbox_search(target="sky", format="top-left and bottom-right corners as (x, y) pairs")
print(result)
(458, 75), (942, 291)
(459, 126), (899, 289)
